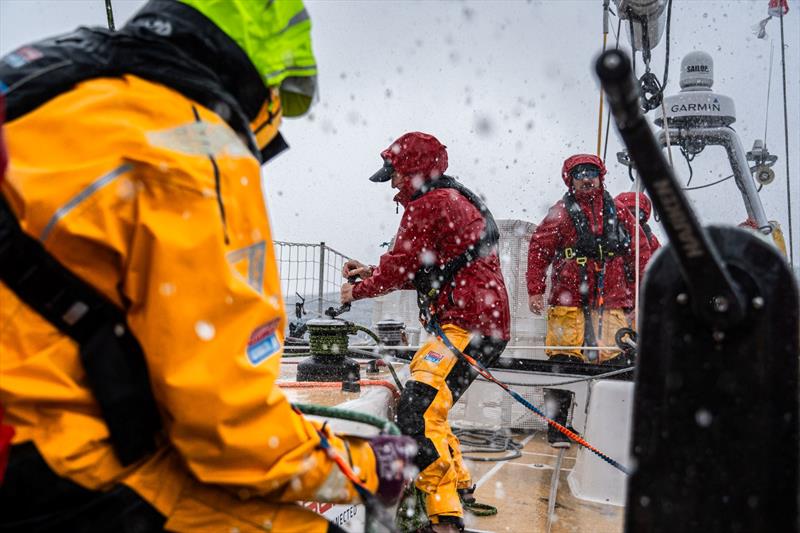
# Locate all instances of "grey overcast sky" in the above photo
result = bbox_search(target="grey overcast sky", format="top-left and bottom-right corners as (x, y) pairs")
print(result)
(2, 0), (798, 265)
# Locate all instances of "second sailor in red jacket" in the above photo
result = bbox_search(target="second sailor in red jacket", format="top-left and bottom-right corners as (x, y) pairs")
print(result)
(341, 132), (510, 531)
(526, 154), (651, 364)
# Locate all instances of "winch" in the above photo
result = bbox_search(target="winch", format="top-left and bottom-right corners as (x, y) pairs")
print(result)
(296, 319), (361, 382)
(375, 318), (406, 344)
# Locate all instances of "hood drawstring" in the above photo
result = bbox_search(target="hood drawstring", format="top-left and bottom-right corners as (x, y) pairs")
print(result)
(395, 202), (399, 214)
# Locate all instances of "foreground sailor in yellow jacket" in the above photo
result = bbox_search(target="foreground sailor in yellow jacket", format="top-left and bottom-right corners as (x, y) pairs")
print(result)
(0, 1), (413, 531)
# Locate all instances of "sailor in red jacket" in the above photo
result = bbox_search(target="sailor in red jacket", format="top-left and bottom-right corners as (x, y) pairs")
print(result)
(526, 154), (651, 364)
(615, 192), (660, 325)
(341, 132), (510, 532)
(616, 192), (661, 253)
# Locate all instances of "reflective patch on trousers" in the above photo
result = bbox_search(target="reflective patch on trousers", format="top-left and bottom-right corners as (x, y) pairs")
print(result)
(397, 380), (440, 472)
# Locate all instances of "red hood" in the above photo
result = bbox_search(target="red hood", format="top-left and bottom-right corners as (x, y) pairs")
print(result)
(561, 153), (607, 188)
(382, 132), (447, 205)
(616, 192), (652, 221)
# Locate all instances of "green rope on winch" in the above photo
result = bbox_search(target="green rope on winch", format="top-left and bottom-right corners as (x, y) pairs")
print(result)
(308, 324), (351, 356)
(308, 323), (383, 355)
(293, 402), (401, 435)
(305, 321), (405, 392)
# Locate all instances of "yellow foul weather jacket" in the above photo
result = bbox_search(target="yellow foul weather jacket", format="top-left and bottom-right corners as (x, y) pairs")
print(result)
(0, 2), (376, 528)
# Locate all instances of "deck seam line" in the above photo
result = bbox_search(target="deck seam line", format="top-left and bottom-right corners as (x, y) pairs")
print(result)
(474, 433), (535, 490)
(520, 450), (578, 459)
(506, 462), (574, 472)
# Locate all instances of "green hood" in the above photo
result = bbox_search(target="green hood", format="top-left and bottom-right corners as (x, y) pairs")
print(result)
(181, 0), (317, 117)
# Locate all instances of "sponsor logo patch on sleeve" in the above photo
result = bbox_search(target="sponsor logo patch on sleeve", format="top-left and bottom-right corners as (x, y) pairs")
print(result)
(4, 46), (43, 68)
(423, 351), (444, 364)
(247, 319), (281, 366)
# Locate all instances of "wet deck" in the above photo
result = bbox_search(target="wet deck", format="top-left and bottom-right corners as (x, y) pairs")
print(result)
(280, 358), (623, 532)
(463, 432), (623, 533)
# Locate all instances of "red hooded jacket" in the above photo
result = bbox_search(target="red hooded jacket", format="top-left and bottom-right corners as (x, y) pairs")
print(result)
(616, 192), (661, 253)
(526, 155), (651, 310)
(353, 133), (510, 340)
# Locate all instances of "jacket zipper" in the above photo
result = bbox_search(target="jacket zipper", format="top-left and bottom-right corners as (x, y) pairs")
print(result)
(192, 106), (230, 244)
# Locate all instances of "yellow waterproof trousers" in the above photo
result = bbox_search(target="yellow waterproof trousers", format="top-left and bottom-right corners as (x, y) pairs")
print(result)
(545, 306), (630, 363)
(397, 325), (506, 523)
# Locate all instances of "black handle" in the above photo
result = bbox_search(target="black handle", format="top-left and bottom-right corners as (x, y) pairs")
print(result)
(325, 276), (362, 318)
(595, 49), (746, 328)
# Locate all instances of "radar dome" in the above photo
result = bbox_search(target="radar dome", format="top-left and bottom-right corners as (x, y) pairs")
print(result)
(680, 51), (714, 91)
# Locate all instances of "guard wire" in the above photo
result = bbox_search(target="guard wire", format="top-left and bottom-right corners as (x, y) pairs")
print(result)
(475, 365), (634, 388)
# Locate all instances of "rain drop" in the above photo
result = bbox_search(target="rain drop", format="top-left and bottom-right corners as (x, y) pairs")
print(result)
(695, 409), (713, 427)
(159, 282), (176, 296)
(116, 178), (136, 201)
(195, 320), (216, 341)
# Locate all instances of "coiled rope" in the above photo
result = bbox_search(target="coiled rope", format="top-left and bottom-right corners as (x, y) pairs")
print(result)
(452, 427), (523, 462)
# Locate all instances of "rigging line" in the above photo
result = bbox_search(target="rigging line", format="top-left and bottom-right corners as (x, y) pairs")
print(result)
(655, 0), (674, 165)
(602, 16), (623, 162)
(681, 146), (694, 187)
(764, 40), (775, 146)
(661, 0), (673, 91)
(682, 165), (759, 192)
(105, 0), (115, 31)
(683, 173), (735, 191)
(597, 0), (611, 157)
(778, 9), (794, 266)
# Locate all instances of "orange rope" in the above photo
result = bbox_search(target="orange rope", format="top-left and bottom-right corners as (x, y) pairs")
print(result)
(278, 380), (401, 401)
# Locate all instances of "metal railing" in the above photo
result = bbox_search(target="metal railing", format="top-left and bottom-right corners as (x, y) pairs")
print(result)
(274, 241), (351, 315)
(273, 237), (631, 362)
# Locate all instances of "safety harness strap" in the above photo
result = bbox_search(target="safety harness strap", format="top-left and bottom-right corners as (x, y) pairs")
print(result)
(0, 195), (161, 466)
(641, 221), (654, 242)
(409, 176), (499, 330)
(561, 191), (630, 358)
(561, 190), (630, 261)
